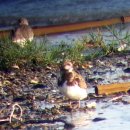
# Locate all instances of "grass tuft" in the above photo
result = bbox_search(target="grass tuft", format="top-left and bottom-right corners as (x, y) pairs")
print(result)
(0, 25), (130, 70)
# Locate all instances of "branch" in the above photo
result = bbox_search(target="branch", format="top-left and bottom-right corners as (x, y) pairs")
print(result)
(9, 103), (23, 123)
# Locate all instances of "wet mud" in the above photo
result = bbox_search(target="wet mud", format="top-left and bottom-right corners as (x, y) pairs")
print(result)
(0, 52), (130, 130)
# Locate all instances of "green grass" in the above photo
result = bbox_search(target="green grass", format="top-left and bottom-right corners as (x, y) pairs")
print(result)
(0, 25), (130, 70)
(0, 37), (86, 69)
(0, 38), (46, 69)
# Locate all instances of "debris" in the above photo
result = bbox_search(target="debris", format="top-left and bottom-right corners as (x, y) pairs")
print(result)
(122, 96), (130, 104)
(32, 84), (47, 89)
(0, 81), (3, 87)
(9, 103), (23, 123)
(0, 118), (10, 122)
(92, 117), (106, 122)
(3, 80), (11, 85)
(124, 68), (130, 73)
(86, 101), (96, 109)
(82, 62), (93, 69)
(12, 64), (20, 69)
(30, 77), (39, 84)
(116, 62), (126, 67)
(0, 103), (23, 124)
(96, 60), (105, 66)
(95, 82), (130, 95)
(108, 95), (123, 102)
(117, 43), (126, 51)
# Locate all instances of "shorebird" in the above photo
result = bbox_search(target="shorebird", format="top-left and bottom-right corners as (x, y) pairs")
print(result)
(12, 17), (34, 47)
(58, 60), (87, 108)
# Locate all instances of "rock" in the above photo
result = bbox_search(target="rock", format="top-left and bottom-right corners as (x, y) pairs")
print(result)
(32, 84), (47, 89)
(87, 78), (96, 84)
(92, 117), (106, 122)
(93, 69), (107, 75)
(116, 62), (126, 67)
(81, 62), (93, 69)
(64, 122), (75, 129)
(12, 64), (20, 69)
(30, 77), (39, 84)
(117, 43), (127, 51)
(0, 81), (3, 87)
(13, 96), (26, 102)
(124, 68), (130, 73)
(122, 96), (130, 104)
(86, 101), (96, 109)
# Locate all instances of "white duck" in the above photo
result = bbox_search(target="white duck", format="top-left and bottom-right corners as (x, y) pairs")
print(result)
(59, 60), (87, 108)
(12, 17), (34, 47)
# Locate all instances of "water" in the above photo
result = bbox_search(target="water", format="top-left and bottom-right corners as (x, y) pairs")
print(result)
(0, 0), (130, 28)
(89, 101), (130, 130)
(30, 55), (130, 130)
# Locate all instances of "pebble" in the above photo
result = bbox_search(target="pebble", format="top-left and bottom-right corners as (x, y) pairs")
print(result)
(122, 96), (130, 104)
(32, 84), (48, 89)
(92, 117), (106, 122)
(124, 68), (130, 73)
(86, 101), (96, 108)
(116, 62), (126, 67)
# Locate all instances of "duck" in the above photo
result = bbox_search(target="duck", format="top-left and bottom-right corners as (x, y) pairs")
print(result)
(12, 17), (34, 47)
(58, 60), (87, 108)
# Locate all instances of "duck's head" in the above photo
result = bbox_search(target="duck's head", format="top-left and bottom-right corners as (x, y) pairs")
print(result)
(63, 60), (74, 72)
(19, 18), (29, 26)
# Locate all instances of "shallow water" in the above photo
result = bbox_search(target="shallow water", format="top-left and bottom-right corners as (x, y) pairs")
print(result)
(89, 101), (130, 130)
(29, 56), (130, 130)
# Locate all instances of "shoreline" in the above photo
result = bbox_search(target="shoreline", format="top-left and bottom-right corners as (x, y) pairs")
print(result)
(0, 16), (130, 38)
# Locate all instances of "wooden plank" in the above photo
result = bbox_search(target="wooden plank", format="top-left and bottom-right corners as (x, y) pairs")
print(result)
(95, 82), (130, 95)
(1, 16), (130, 38)
(0, 30), (11, 39)
(33, 18), (121, 36)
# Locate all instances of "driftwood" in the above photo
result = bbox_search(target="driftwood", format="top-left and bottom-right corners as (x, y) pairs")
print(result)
(0, 16), (130, 38)
(95, 82), (130, 95)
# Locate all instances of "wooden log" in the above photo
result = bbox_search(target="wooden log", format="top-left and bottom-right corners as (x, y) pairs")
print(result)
(0, 30), (11, 39)
(1, 16), (130, 38)
(95, 82), (130, 95)
(33, 17), (122, 36)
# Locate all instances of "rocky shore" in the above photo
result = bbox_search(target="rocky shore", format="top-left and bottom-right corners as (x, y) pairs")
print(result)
(0, 52), (130, 129)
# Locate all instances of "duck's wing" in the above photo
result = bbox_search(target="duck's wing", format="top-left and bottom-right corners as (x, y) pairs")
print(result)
(75, 72), (87, 89)
(19, 25), (34, 39)
(13, 27), (24, 41)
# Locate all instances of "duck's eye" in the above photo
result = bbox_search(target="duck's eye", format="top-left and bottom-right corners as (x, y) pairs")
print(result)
(66, 63), (71, 66)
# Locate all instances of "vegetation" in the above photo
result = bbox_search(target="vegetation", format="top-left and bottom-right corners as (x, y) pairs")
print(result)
(0, 25), (129, 70)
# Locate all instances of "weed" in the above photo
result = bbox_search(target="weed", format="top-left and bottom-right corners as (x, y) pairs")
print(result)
(0, 25), (130, 70)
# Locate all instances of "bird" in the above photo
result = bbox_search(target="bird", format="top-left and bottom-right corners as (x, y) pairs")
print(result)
(58, 60), (87, 108)
(12, 17), (34, 47)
